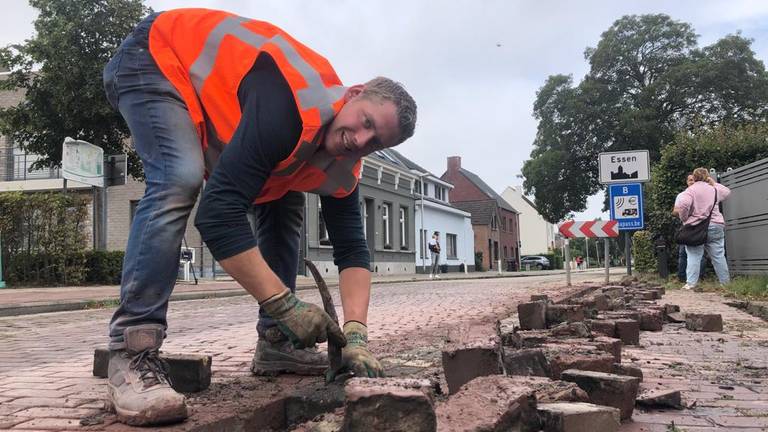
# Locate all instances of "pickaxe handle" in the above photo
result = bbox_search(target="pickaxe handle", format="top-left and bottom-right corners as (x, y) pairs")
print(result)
(303, 259), (343, 383)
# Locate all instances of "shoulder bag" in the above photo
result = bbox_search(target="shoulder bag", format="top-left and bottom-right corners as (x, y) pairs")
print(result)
(676, 188), (717, 246)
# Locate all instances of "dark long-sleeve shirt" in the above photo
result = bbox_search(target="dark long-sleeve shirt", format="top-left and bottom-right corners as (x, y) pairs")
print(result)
(194, 54), (370, 272)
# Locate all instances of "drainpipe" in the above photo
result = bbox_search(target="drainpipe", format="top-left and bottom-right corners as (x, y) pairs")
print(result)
(411, 170), (427, 274)
(0, 232), (5, 288)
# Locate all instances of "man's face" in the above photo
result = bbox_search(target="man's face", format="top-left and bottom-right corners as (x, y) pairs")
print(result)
(686, 175), (694, 187)
(323, 85), (400, 158)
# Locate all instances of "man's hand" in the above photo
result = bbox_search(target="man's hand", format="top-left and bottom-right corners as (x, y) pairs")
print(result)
(328, 321), (384, 380)
(260, 290), (346, 349)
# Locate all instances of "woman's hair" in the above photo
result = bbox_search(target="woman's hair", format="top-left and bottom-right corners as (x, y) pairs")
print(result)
(692, 167), (710, 182)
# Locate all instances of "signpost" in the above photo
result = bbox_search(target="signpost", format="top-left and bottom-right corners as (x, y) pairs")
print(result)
(609, 183), (645, 275)
(62, 138), (107, 249)
(599, 150), (650, 184)
(0, 232), (5, 288)
(558, 220), (619, 285)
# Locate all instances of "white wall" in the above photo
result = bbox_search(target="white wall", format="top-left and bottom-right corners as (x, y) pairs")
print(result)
(501, 186), (556, 255)
(414, 200), (474, 270)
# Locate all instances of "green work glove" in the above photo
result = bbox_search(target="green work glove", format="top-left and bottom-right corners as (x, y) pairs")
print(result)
(260, 290), (346, 349)
(329, 321), (384, 380)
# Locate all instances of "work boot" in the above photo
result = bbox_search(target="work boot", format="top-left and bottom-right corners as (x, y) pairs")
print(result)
(251, 327), (328, 376)
(106, 324), (188, 426)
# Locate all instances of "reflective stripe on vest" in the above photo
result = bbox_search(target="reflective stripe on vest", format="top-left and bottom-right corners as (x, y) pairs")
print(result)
(148, 9), (360, 202)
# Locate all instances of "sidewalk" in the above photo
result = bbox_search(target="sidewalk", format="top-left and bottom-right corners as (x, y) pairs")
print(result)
(0, 267), (618, 317)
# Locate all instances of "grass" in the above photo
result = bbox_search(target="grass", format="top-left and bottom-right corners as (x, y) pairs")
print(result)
(636, 272), (768, 301)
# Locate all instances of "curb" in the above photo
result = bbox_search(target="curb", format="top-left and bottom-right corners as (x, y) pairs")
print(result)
(0, 269), (610, 318)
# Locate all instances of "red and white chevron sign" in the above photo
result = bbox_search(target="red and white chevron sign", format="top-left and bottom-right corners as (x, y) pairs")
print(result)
(558, 220), (619, 238)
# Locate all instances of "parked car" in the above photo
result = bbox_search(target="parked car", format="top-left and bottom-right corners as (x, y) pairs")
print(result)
(520, 255), (550, 270)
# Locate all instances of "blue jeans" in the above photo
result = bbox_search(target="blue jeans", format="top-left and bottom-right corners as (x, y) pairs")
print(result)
(677, 246), (707, 282)
(685, 224), (730, 286)
(104, 14), (302, 348)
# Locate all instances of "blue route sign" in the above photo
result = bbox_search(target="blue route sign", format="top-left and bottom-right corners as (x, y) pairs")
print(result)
(609, 183), (644, 231)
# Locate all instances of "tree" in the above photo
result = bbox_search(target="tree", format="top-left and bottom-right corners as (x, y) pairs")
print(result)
(523, 14), (768, 222)
(0, 0), (150, 178)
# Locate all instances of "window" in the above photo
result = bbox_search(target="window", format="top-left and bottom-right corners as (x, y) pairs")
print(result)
(501, 217), (506, 231)
(414, 180), (422, 195)
(382, 203), (392, 249)
(504, 246), (508, 258)
(420, 229), (427, 259)
(435, 187), (443, 201)
(360, 201), (367, 239)
(319, 200), (330, 245)
(399, 207), (408, 250)
(447, 233), (457, 259)
(423, 183), (430, 197)
(129, 200), (140, 225)
(491, 214), (498, 230)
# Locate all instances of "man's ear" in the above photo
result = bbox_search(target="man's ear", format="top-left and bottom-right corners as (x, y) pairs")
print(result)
(343, 84), (365, 102)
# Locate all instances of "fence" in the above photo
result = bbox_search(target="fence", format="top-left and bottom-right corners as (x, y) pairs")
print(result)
(719, 157), (768, 275)
(0, 146), (61, 182)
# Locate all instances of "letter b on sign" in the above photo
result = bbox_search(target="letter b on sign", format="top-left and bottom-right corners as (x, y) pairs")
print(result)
(622, 186), (629, 194)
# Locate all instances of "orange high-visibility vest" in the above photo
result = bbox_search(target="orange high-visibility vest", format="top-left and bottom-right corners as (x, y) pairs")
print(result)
(148, 9), (361, 203)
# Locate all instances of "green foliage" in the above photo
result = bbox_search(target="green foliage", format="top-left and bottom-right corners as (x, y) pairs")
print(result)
(85, 250), (124, 284)
(474, 251), (484, 271)
(523, 14), (768, 222)
(721, 275), (768, 301)
(0, 191), (88, 285)
(0, 0), (150, 179)
(632, 231), (656, 273)
(647, 122), (768, 243)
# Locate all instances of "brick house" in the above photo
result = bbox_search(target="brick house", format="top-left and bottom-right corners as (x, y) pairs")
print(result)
(441, 156), (520, 271)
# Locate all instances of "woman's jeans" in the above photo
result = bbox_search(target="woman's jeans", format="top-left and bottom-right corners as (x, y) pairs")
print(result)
(430, 252), (440, 275)
(684, 224), (730, 286)
(103, 15), (301, 349)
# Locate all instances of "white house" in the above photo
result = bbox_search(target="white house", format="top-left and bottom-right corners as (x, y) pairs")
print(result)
(501, 185), (556, 256)
(384, 149), (475, 273)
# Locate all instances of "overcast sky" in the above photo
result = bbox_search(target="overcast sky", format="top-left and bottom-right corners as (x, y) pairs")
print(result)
(3, 0), (768, 220)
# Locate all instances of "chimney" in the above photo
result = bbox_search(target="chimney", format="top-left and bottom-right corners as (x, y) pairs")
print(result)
(447, 156), (461, 173)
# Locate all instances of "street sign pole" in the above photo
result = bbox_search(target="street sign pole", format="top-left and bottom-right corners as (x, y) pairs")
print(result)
(0, 232), (5, 288)
(625, 232), (632, 276)
(604, 238), (610, 284)
(564, 239), (571, 287)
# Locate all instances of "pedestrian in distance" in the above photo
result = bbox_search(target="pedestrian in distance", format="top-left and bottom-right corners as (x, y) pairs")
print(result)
(102, 8), (417, 426)
(428, 231), (441, 278)
(673, 168), (731, 291)
(673, 174), (707, 282)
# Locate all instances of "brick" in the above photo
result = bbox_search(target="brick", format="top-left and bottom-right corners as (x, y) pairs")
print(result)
(685, 313), (723, 332)
(285, 381), (344, 427)
(612, 363), (643, 382)
(636, 389), (682, 409)
(497, 315), (518, 346)
(504, 329), (549, 349)
(93, 348), (212, 393)
(442, 324), (503, 394)
(586, 320), (616, 338)
(531, 294), (550, 303)
(639, 310), (664, 331)
(534, 381), (590, 404)
(518, 301), (547, 330)
(549, 322), (591, 338)
(666, 312), (685, 323)
(561, 369), (640, 420)
(343, 378), (435, 432)
(635, 291), (658, 301)
(591, 294), (611, 311)
(537, 402), (620, 432)
(502, 348), (550, 377)
(544, 349), (615, 380)
(435, 375), (538, 432)
(601, 286), (625, 299)
(546, 305), (585, 327)
(614, 319), (640, 345)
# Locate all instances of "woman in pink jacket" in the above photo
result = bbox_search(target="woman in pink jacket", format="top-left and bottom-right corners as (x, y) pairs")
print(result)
(673, 168), (731, 290)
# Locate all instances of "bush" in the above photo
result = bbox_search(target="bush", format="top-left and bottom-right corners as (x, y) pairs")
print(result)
(474, 251), (484, 271)
(85, 250), (124, 284)
(632, 231), (656, 273)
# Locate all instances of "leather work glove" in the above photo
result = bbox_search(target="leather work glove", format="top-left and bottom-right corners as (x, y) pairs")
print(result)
(260, 290), (346, 349)
(328, 321), (384, 380)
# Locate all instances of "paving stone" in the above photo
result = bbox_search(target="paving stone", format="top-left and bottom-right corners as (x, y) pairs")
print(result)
(601, 286), (625, 299)
(502, 348), (550, 377)
(636, 291), (658, 301)
(586, 319), (616, 338)
(560, 369), (640, 420)
(435, 375), (538, 432)
(504, 329), (549, 349)
(666, 312), (686, 323)
(549, 322), (591, 338)
(614, 319), (640, 345)
(639, 310), (664, 331)
(546, 305), (585, 327)
(343, 378), (435, 432)
(537, 402), (620, 432)
(531, 294), (550, 303)
(92, 348), (212, 393)
(611, 363), (643, 382)
(497, 315), (519, 346)
(544, 349), (615, 380)
(636, 389), (682, 410)
(518, 302), (547, 330)
(285, 381), (345, 427)
(685, 313), (723, 332)
(442, 324), (503, 394)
